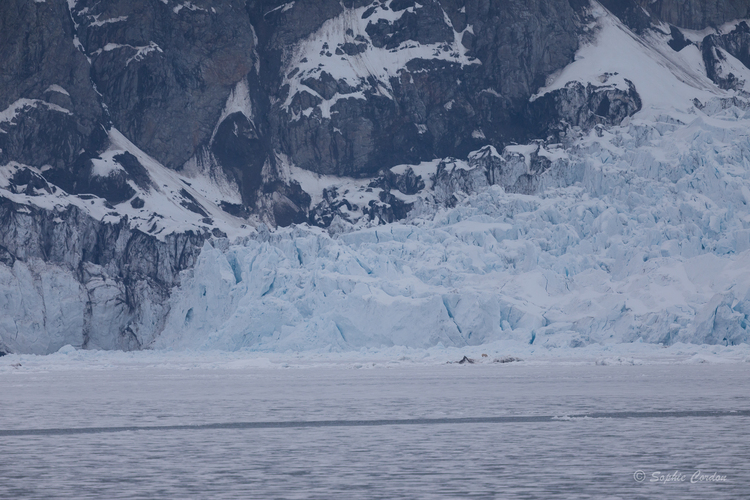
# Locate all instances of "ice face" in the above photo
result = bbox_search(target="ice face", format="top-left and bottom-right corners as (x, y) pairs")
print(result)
(154, 102), (750, 351)
(0, 258), (152, 354)
(0, 259), (85, 354)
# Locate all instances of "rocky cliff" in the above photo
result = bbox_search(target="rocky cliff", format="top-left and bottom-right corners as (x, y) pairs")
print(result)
(639, 0), (750, 30)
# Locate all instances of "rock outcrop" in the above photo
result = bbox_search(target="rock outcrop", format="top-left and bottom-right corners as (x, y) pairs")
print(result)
(702, 21), (750, 90)
(75, 0), (257, 170)
(0, 0), (107, 170)
(256, 0), (582, 178)
(639, 0), (750, 30)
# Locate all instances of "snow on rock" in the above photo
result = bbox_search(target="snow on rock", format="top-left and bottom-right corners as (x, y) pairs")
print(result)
(44, 85), (70, 97)
(91, 42), (164, 66)
(0, 128), (254, 242)
(0, 99), (71, 127)
(533, 1), (725, 115)
(89, 14), (128, 27)
(212, 79), (254, 141)
(705, 44), (750, 92)
(281, 1), (478, 119)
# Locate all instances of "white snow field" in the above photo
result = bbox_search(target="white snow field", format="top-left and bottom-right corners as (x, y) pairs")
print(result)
(0, 355), (748, 499)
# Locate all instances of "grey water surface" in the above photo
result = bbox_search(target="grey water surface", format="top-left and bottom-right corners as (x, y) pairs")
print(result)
(1, 363), (748, 499)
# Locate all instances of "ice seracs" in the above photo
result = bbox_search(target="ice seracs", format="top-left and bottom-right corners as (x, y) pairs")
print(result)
(155, 94), (750, 351)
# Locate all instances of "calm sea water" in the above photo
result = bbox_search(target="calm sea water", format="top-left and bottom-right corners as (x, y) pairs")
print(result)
(1, 363), (748, 499)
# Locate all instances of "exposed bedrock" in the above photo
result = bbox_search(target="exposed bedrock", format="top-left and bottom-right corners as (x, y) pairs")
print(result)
(527, 80), (643, 139)
(257, 0), (583, 177)
(600, 0), (750, 32)
(701, 21), (750, 91)
(637, 0), (750, 31)
(0, 0), (107, 170)
(75, 0), (257, 170)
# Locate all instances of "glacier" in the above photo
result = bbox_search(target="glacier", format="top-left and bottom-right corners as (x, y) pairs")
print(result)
(151, 6), (750, 353)
(153, 99), (750, 351)
(4, 3), (750, 355)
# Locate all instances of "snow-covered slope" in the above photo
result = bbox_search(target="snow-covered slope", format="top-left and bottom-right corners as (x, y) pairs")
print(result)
(0, 128), (252, 241)
(534, 2), (724, 114)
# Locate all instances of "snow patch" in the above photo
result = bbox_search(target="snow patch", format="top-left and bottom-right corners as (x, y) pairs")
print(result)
(173, 2), (207, 14)
(90, 15), (128, 27)
(44, 85), (70, 97)
(0, 99), (71, 127)
(533, 1), (725, 116)
(93, 42), (164, 66)
(212, 79), (254, 142)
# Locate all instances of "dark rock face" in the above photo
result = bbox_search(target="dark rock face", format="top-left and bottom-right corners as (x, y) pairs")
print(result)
(380, 167), (427, 196)
(0, 0), (106, 169)
(702, 22), (750, 90)
(0, 102), (106, 172)
(73, 0), (257, 170)
(638, 0), (750, 30)
(527, 80), (642, 139)
(366, 1), (454, 49)
(211, 112), (266, 205)
(598, 0), (652, 33)
(600, 0), (750, 32)
(256, 0), (583, 179)
(668, 26), (692, 52)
